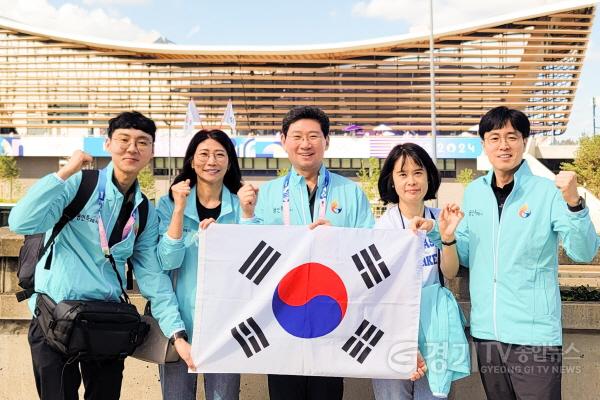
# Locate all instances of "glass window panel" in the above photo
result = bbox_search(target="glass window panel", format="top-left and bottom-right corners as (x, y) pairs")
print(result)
(445, 159), (456, 170)
(254, 158), (267, 169)
(242, 158), (254, 169)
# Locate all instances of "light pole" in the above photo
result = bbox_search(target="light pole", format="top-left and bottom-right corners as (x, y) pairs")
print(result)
(428, 0), (437, 164)
(428, 0), (438, 207)
(164, 119), (172, 183)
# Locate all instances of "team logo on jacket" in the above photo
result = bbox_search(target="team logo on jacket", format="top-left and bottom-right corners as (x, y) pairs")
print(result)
(330, 200), (342, 214)
(518, 204), (531, 218)
(272, 263), (348, 338)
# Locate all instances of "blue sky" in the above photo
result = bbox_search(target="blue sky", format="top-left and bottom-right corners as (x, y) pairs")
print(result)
(2, 0), (598, 138)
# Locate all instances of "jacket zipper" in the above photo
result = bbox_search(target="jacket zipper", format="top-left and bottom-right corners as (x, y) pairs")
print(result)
(491, 178), (515, 340)
(491, 189), (499, 339)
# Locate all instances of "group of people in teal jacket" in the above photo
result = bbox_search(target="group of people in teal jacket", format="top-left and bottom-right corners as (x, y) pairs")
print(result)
(10, 105), (599, 400)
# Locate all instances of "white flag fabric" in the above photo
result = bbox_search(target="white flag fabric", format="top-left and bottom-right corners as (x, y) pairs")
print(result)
(184, 98), (201, 135)
(192, 224), (424, 379)
(220, 99), (236, 130)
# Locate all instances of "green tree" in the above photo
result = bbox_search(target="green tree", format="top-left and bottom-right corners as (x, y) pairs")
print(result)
(456, 168), (474, 187)
(138, 165), (157, 201)
(357, 157), (381, 202)
(0, 155), (20, 201)
(561, 136), (600, 197)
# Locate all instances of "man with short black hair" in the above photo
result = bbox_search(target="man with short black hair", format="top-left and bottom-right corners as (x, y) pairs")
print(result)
(10, 111), (193, 400)
(237, 105), (376, 400)
(418, 106), (599, 400)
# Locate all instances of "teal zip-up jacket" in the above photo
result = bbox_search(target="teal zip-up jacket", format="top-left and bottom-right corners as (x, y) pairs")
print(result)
(252, 164), (374, 227)
(156, 185), (241, 338)
(9, 163), (185, 337)
(419, 284), (470, 398)
(430, 161), (600, 346)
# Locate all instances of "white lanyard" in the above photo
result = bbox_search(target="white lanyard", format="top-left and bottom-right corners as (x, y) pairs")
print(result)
(282, 169), (330, 226)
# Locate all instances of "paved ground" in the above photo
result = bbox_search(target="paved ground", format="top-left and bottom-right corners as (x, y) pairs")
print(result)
(1, 264), (597, 399)
(0, 324), (373, 400)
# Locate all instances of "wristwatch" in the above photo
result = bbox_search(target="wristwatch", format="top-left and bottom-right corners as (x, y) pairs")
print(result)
(441, 238), (457, 246)
(169, 330), (188, 345)
(567, 196), (585, 212)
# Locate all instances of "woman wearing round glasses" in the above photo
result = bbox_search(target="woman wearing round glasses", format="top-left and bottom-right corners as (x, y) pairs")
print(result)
(156, 129), (243, 400)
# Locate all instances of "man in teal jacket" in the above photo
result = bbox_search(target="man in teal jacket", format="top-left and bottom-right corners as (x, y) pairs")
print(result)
(423, 107), (599, 400)
(237, 106), (376, 400)
(9, 112), (192, 400)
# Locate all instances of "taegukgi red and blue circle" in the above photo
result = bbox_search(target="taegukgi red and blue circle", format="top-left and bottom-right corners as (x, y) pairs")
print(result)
(272, 263), (348, 338)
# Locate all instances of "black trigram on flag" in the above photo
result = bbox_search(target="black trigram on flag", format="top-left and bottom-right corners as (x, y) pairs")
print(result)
(351, 244), (390, 288)
(231, 317), (270, 358)
(342, 319), (384, 364)
(238, 240), (281, 285)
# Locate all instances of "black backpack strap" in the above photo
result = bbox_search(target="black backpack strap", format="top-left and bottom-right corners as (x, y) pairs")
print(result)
(42, 170), (99, 270)
(137, 194), (149, 237)
(125, 194), (149, 290)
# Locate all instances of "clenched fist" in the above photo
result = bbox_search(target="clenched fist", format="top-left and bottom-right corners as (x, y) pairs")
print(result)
(438, 203), (464, 243)
(237, 183), (259, 218)
(410, 216), (435, 233)
(171, 179), (191, 210)
(57, 150), (93, 180)
(555, 171), (580, 207)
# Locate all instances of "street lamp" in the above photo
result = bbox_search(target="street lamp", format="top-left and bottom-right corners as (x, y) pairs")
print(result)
(428, 0), (437, 165)
(428, 0), (438, 208)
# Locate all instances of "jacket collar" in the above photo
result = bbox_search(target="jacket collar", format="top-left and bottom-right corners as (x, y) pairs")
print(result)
(183, 184), (234, 222)
(105, 162), (143, 207)
(482, 160), (532, 187)
(288, 164), (328, 187)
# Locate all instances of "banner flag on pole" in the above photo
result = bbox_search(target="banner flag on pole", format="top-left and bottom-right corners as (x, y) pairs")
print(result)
(184, 98), (201, 135)
(220, 99), (236, 131)
(192, 224), (424, 379)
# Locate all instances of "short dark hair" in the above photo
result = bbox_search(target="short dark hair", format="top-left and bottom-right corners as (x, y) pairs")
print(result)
(169, 129), (242, 199)
(478, 106), (530, 139)
(378, 143), (441, 204)
(108, 111), (157, 141)
(282, 106), (330, 138)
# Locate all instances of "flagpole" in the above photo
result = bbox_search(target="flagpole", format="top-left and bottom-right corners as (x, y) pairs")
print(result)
(165, 120), (172, 183)
(428, 0), (438, 208)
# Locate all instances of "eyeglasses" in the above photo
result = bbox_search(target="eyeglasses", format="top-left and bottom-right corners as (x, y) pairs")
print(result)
(287, 133), (324, 143)
(484, 134), (522, 147)
(195, 151), (228, 163)
(112, 137), (153, 152)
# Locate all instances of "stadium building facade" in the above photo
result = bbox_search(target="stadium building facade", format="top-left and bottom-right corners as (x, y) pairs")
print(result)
(0, 1), (595, 187)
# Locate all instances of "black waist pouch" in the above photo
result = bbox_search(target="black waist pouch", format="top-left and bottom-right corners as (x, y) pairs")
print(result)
(35, 293), (149, 360)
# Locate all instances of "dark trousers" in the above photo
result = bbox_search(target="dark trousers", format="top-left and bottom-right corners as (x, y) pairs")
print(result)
(268, 374), (343, 400)
(474, 338), (562, 400)
(28, 317), (125, 400)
